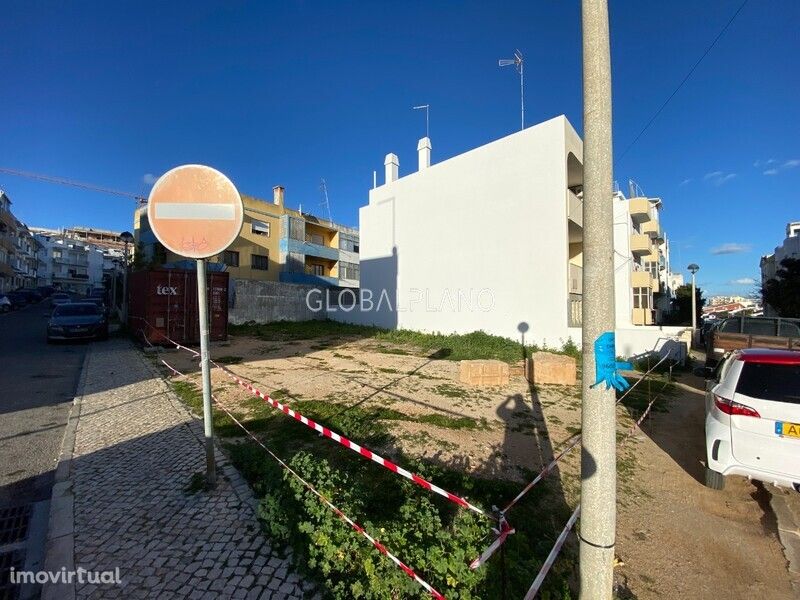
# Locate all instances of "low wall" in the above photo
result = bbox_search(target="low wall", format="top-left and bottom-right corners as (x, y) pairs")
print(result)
(615, 326), (690, 362)
(228, 279), (327, 325)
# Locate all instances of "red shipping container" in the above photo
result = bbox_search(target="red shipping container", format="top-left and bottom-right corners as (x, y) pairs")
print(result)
(127, 268), (229, 346)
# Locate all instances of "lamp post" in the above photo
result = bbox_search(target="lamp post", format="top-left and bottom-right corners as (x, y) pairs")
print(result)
(120, 231), (134, 327)
(688, 263), (700, 347)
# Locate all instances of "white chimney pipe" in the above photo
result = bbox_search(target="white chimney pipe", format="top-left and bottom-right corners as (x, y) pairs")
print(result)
(273, 185), (285, 206)
(417, 137), (431, 171)
(384, 153), (399, 184)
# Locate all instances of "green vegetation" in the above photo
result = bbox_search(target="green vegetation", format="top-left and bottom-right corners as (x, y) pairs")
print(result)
(230, 320), (579, 364)
(215, 355), (244, 365)
(168, 376), (576, 598)
(184, 472), (207, 494)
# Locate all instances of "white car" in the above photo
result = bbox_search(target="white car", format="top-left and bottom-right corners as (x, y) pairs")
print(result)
(705, 348), (800, 491)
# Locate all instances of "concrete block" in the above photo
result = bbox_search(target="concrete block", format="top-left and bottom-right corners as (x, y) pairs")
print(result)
(459, 360), (509, 386)
(526, 352), (577, 386)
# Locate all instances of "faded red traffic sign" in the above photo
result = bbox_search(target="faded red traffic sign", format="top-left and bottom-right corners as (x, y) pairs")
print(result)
(147, 164), (243, 259)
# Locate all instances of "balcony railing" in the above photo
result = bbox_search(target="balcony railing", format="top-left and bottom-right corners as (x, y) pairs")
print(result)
(628, 198), (652, 223)
(568, 263), (582, 294)
(567, 191), (582, 227)
(630, 233), (652, 256)
(568, 293), (582, 327)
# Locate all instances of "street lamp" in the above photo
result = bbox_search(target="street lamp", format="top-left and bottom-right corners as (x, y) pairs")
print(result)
(120, 231), (134, 327)
(688, 263), (700, 346)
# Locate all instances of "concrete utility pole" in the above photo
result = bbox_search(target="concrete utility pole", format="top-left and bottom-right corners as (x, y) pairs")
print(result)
(196, 258), (217, 488)
(580, 0), (616, 598)
(688, 263), (700, 347)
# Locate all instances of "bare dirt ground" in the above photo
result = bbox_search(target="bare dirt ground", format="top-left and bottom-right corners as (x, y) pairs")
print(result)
(615, 374), (796, 599)
(162, 332), (797, 598)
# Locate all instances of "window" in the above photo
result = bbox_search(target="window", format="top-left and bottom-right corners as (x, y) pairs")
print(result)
(310, 233), (324, 246)
(339, 234), (360, 253)
(251, 220), (270, 237)
(736, 363), (800, 404)
(312, 264), (324, 276)
(643, 261), (658, 278)
(53, 249), (62, 259)
(252, 253), (269, 270)
(222, 250), (239, 267)
(339, 261), (360, 280)
(633, 287), (650, 309)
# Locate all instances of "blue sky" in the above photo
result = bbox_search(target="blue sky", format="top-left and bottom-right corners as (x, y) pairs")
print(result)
(2, 0), (798, 296)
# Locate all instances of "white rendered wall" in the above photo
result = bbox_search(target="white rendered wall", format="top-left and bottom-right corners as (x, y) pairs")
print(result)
(339, 116), (580, 348)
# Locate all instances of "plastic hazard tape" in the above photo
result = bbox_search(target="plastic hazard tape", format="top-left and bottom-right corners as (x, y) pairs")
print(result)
(468, 432), (581, 570)
(158, 357), (447, 600)
(212, 361), (493, 521)
(522, 504), (581, 600)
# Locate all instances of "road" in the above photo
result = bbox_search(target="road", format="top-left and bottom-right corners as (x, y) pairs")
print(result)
(616, 373), (797, 599)
(0, 300), (88, 599)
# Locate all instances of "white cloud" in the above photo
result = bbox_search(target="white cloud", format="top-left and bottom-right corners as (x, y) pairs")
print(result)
(755, 158), (799, 176)
(142, 173), (158, 185)
(710, 243), (752, 255)
(679, 178), (692, 186)
(704, 171), (736, 186)
(729, 277), (756, 285)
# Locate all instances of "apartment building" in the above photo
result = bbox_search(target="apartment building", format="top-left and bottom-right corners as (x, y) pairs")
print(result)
(133, 186), (360, 288)
(0, 191), (42, 292)
(35, 232), (106, 294)
(344, 115), (685, 356)
(760, 221), (800, 316)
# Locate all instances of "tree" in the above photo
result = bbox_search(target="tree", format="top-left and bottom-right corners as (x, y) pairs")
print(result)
(762, 257), (800, 317)
(664, 283), (705, 325)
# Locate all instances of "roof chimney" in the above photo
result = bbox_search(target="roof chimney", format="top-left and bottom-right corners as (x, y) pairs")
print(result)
(384, 153), (399, 184)
(273, 185), (284, 206)
(417, 137), (431, 171)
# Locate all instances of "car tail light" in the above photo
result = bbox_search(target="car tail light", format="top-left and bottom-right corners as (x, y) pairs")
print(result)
(714, 394), (760, 418)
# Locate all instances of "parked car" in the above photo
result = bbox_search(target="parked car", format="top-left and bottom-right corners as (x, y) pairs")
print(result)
(83, 296), (109, 316)
(36, 286), (55, 298)
(50, 292), (72, 306)
(0, 295), (11, 313)
(5, 291), (29, 308)
(704, 348), (800, 491)
(705, 315), (800, 367)
(47, 302), (109, 343)
(15, 289), (43, 303)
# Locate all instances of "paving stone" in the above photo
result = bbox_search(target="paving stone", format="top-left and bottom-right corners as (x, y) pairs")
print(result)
(69, 340), (307, 599)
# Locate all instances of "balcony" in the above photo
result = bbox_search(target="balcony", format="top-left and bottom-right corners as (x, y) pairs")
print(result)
(279, 271), (339, 287)
(567, 190), (582, 228)
(628, 198), (652, 223)
(630, 233), (652, 256)
(640, 220), (664, 243)
(0, 235), (13, 253)
(568, 293), (582, 327)
(281, 238), (340, 261)
(632, 308), (654, 326)
(0, 209), (15, 230)
(631, 270), (653, 288)
(568, 263), (582, 294)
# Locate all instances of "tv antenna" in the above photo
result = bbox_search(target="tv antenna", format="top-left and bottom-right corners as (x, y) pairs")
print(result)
(499, 49), (524, 130)
(319, 178), (333, 223)
(413, 104), (430, 138)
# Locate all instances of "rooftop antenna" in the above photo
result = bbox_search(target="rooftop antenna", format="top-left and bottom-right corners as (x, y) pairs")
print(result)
(319, 178), (333, 223)
(499, 49), (524, 130)
(413, 104), (430, 138)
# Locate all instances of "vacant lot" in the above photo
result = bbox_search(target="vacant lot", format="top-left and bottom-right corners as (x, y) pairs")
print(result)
(154, 321), (672, 599)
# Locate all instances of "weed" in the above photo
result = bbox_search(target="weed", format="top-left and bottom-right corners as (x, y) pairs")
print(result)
(215, 355), (243, 365)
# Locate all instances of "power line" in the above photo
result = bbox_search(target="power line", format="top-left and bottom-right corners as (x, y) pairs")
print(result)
(0, 166), (146, 201)
(617, 0), (749, 162)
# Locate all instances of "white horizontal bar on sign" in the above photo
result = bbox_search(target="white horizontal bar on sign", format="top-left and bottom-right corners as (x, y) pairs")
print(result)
(154, 203), (236, 220)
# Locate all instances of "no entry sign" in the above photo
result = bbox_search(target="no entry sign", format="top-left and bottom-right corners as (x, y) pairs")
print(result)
(147, 164), (243, 259)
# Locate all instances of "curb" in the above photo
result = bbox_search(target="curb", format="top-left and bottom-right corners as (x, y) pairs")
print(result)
(40, 347), (92, 600)
(769, 485), (800, 595)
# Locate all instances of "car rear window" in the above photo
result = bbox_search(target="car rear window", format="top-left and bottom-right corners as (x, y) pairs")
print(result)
(54, 304), (100, 317)
(742, 318), (777, 336)
(736, 363), (800, 404)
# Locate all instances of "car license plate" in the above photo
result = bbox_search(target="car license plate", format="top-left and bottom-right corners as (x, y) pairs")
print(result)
(72, 327), (87, 332)
(775, 421), (800, 438)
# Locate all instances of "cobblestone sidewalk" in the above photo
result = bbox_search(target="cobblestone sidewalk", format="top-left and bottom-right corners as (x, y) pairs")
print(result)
(43, 339), (307, 599)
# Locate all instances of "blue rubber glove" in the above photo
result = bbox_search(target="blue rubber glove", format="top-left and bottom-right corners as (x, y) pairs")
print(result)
(593, 332), (632, 391)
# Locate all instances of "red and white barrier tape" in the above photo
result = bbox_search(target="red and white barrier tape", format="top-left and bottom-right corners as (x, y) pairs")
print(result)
(159, 356), (447, 600)
(468, 517), (515, 570)
(468, 432), (581, 570)
(212, 361), (492, 521)
(522, 504), (581, 600)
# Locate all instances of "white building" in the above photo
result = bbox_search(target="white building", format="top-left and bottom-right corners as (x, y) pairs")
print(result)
(339, 115), (687, 358)
(35, 232), (106, 294)
(760, 221), (800, 317)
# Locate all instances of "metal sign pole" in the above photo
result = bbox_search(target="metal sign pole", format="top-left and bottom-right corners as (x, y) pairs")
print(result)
(196, 258), (216, 487)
